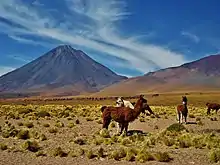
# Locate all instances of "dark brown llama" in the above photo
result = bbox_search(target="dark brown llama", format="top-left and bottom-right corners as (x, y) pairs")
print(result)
(176, 96), (188, 124)
(206, 103), (220, 115)
(131, 102), (155, 115)
(101, 95), (147, 135)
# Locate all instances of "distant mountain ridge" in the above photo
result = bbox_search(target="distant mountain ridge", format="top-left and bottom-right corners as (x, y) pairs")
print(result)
(93, 54), (220, 96)
(0, 45), (127, 97)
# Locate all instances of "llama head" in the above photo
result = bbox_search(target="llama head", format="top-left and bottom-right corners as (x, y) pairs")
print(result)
(182, 96), (188, 104)
(116, 97), (124, 107)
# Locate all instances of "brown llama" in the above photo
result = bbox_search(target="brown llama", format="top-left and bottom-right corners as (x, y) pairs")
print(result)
(101, 95), (147, 135)
(176, 96), (188, 124)
(206, 103), (220, 115)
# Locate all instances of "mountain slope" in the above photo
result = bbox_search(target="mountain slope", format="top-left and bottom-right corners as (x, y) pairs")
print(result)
(93, 54), (220, 96)
(0, 45), (127, 96)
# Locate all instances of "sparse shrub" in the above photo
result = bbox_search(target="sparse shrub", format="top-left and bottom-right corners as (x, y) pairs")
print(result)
(196, 117), (201, 122)
(96, 119), (102, 124)
(53, 147), (68, 157)
(21, 140), (40, 152)
(36, 110), (50, 118)
(25, 122), (34, 128)
(99, 129), (110, 138)
(94, 137), (104, 145)
(109, 122), (116, 128)
(74, 137), (86, 145)
(154, 125), (159, 129)
(55, 121), (64, 128)
(154, 151), (172, 162)
(86, 117), (94, 121)
(75, 119), (80, 124)
(86, 149), (96, 159)
(67, 117), (73, 120)
(48, 127), (58, 134)
(162, 136), (175, 146)
(0, 143), (7, 150)
(197, 120), (204, 126)
(208, 149), (220, 163)
(191, 135), (205, 149)
(69, 148), (85, 157)
(139, 118), (145, 122)
(136, 149), (154, 162)
(104, 138), (113, 145)
(67, 122), (75, 128)
(17, 122), (23, 126)
(110, 147), (126, 160)
(40, 134), (47, 141)
(43, 123), (50, 127)
(121, 138), (132, 146)
(18, 108), (32, 115)
(125, 148), (138, 161)
(166, 123), (187, 132)
(2, 125), (18, 138)
(96, 147), (104, 158)
(36, 151), (47, 157)
(189, 114), (195, 118)
(29, 130), (40, 139)
(178, 133), (192, 148)
(70, 148), (84, 157)
(17, 129), (30, 140)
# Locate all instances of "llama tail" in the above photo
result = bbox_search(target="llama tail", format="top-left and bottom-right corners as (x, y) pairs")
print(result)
(100, 106), (107, 113)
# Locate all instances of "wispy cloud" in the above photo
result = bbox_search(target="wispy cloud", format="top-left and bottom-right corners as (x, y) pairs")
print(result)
(32, 0), (44, 7)
(0, 66), (15, 76)
(0, 0), (187, 75)
(7, 54), (33, 63)
(181, 31), (200, 43)
(8, 35), (56, 48)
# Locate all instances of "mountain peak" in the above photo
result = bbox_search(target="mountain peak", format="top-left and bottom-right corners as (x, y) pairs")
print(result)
(0, 45), (127, 96)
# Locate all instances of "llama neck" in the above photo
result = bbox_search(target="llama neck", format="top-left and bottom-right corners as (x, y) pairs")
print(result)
(133, 101), (143, 117)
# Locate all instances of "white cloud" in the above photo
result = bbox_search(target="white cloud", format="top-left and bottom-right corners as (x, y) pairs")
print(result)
(0, 0), (187, 75)
(32, 0), (44, 6)
(0, 66), (15, 76)
(8, 35), (57, 48)
(181, 31), (200, 43)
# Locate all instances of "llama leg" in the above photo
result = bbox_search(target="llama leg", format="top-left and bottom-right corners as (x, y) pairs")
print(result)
(181, 113), (184, 124)
(124, 123), (129, 135)
(117, 123), (122, 134)
(178, 112), (181, 124)
(184, 114), (187, 124)
(207, 108), (211, 115)
(120, 123), (125, 135)
(102, 117), (111, 130)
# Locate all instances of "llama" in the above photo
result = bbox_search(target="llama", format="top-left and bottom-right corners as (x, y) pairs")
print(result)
(116, 97), (135, 108)
(115, 97), (155, 133)
(206, 103), (220, 115)
(116, 97), (155, 115)
(101, 95), (147, 135)
(176, 96), (188, 124)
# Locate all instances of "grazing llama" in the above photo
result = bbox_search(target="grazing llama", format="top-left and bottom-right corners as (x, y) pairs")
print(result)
(116, 97), (154, 115)
(206, 103), (220, 115)
(176, 96), (188, 124)
(101, 95), (147, 135)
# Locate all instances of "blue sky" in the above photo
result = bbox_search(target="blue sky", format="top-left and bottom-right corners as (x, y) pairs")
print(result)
(0, 0), (220, 77)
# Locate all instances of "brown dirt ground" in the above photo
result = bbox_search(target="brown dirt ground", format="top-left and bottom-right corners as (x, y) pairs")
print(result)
(0, 113), (219, 165)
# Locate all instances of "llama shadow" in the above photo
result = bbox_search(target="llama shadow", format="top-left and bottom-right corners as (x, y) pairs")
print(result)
(126, 130), (148, 136)
(186, 121), (197, 125)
